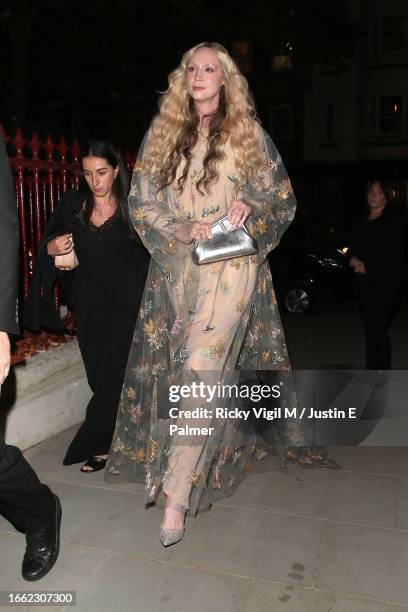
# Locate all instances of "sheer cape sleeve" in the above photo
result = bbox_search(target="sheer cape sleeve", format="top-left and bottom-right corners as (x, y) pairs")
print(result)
(242, 128), (296, 265)
(128, 134), (193, 281)
(129, 129), (295, 271)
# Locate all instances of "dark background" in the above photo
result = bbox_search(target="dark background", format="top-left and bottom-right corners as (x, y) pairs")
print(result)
(1, 0), (407, 232)
(0, 0), (356, 141)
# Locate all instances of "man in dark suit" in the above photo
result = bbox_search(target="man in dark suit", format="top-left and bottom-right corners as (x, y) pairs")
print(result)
(0, 134), (61, 581)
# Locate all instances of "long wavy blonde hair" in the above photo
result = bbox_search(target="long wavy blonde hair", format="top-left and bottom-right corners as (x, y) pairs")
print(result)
(142, 42), (268, 192)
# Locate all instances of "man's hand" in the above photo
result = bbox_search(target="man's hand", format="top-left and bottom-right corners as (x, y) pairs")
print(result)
(0, 331), (11, 384)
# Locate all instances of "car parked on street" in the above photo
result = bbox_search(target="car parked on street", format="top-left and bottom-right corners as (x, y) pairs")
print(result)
(268, 211), (354, 314)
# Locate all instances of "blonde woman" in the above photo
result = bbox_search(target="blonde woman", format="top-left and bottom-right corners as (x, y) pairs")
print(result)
(106, 42), (304, 545)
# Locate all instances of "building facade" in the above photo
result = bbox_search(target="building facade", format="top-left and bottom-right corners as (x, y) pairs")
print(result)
(304, 0), (408, 168)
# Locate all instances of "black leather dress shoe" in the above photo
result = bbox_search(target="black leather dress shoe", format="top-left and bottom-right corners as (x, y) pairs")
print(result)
(22, 494), (61, 581)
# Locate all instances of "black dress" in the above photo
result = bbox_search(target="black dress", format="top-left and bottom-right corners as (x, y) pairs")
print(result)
(349, 208), (407, 369)
(24, 190), (150, 464)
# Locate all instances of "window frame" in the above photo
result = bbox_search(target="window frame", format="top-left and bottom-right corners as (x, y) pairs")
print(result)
(269, 105), (293, 142)
(378, 94), (405, 140)
(381, 16), (407, 53)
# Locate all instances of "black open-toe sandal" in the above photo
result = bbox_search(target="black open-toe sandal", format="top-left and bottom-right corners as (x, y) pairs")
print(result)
(80, 456), (107, 473)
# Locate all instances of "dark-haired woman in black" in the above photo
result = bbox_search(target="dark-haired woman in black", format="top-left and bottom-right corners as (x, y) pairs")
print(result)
(25, 142), (149, 471)
(349, 179), (406, 369)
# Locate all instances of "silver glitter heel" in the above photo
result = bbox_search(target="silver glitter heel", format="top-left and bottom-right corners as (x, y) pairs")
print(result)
(159, 526), (185, 547)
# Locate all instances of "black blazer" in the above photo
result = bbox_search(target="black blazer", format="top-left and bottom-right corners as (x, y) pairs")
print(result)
(0, 135), (20, 335)
(24, 190), (82, 332)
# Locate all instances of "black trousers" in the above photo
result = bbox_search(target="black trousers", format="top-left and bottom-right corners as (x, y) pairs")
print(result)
(63, 307), (137, 465)
(356, 282), (401, 370)
(0, 430), (55, 534)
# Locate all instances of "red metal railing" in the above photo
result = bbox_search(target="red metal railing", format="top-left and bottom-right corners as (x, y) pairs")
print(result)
(3, 126), (81, 306)
(2, 126), (137, 311)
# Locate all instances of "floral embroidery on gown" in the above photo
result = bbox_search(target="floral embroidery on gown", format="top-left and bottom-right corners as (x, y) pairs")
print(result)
(105, 126), (309, 513)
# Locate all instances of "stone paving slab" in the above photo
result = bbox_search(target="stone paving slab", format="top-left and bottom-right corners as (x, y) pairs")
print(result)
(316, 522), (408, 605)
(173, 504), (324, 586)
(329, 446), (408, 480)
(71, 554), (250, 612)
(242, 581), (397, 612)
(219, 465), (400, 529)
(1, 530), (402, 612)
(22, 426), (146, 495)
(394, 480), (408, 531)
(0, 477), (324, 586)
(61, 553), (400, 612)
(1, 426), (408, 610)
(40, 480), (173, 560)
(0, 530), (112, 612)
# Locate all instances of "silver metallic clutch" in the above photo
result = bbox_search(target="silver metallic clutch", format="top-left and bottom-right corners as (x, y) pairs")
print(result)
(192, 214), (258, 265)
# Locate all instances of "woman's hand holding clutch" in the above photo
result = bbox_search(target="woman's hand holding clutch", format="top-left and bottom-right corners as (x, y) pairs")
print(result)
(175, 221), (212, 244)
(48, 233), (79, 270)
(227, 200), (252, 227)
(47, 233), (74, 257)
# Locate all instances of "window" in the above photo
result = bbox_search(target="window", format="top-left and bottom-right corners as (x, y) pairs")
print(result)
(379, 95), (403, 138)
(382, 17), (406, 52)
(370, 97), (377, 139)
(271, 41), (293, 72)
(271, 54), (293, 71)
(269, 106), (292, 141)
(231, 41), (252, 74)
(325, 100), (335, 142)
(366, 95), (406, 141)
(373, 19), (379, 62)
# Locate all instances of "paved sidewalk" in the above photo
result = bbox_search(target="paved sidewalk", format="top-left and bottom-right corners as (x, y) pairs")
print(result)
(0, 430), (407, 611)
(0, 312), (407, 611)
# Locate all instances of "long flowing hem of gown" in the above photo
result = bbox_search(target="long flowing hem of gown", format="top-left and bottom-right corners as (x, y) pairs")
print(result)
(105, 127), (340, 514)
(280, 446), (340, 470)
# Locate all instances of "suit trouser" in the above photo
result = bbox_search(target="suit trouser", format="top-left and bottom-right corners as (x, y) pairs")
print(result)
(0, 430), (55, 535)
